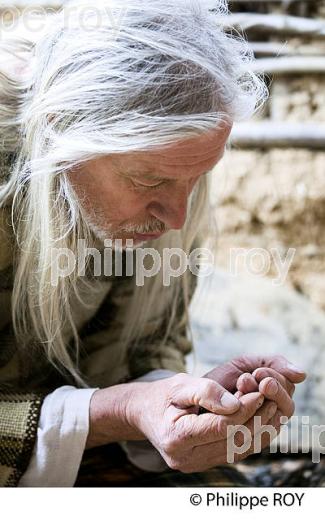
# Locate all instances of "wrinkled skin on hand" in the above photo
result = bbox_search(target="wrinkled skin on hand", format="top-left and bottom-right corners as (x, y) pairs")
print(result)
(132, 373), (276, 472)
(202, 354), (307, 454)
(130, 356), (306, 473)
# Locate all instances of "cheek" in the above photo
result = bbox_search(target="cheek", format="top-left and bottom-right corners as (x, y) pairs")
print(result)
(96, 183), (150, 221)
(70, 168), (150, 222)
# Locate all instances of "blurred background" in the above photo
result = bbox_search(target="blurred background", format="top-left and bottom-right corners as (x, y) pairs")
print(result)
(1, 1), (325, 479)
(1, 1), (324, 304)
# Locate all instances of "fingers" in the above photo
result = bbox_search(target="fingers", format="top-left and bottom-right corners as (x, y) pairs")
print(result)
(242, 400), (277, 434)
(253, 367), (295, 397)
(234, 422), (281, 463)
(258, 376), (295, 418)
(203, 363), (242, 392)
(228, 401), (279, 462)
(232, 408), (282, 464)
(259, 355), (306, 384)
(222, 392), (265, 430)
(189, 401), (278, 470)
(170, 373), (240, 416)
(236, 373), (259, 394)
(231, 355), (306, 384)
(177, 392), (265, 447)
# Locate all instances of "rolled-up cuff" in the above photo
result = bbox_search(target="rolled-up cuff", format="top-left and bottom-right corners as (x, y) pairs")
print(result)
(18, 385), (99, 487)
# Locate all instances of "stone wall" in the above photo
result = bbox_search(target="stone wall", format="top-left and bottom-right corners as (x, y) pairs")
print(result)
(212, 0), (325, 311)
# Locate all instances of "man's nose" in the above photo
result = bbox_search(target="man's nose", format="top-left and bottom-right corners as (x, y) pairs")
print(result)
(147, 190), (189, 231)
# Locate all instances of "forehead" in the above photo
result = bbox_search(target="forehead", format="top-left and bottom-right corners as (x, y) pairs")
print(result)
(111, 124), (232, 178)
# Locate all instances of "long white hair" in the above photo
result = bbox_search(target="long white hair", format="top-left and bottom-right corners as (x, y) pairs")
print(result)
(0, 0), (267, 387)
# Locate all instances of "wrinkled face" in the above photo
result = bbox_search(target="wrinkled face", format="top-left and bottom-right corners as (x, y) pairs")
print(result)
(69, 123), (232, 245)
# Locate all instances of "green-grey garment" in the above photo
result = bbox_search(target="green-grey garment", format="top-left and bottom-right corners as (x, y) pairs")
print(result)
(0, 154), (195, 487)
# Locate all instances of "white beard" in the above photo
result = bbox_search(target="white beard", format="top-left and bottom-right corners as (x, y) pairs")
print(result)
(87, 218), (115, 242)
(81, 206), (164, 250)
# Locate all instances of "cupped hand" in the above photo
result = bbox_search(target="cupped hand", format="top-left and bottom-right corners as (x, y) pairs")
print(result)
(202, 355), (307, 449)
(129, 372), (277, 472)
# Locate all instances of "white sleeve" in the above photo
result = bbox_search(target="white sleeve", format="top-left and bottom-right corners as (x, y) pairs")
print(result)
(119, 369), (177, 473)
(18, 385), (99, 487)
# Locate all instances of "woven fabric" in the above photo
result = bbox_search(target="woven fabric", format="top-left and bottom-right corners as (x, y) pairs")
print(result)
(0, 392), (44, 487)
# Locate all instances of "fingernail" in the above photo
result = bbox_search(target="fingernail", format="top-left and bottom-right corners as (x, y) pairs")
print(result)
(267, 379), (278, 396)
(221, 392), (239, 409)
(287, 363), (305, 374)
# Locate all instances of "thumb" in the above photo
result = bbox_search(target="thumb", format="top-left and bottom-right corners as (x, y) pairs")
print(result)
(170, 374), (240, 415)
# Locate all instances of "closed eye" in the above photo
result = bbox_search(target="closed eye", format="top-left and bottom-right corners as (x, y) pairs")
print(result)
(131, 179), (167, 190)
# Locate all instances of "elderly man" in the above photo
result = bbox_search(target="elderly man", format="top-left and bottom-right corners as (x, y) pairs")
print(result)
(0, 0), (305, 487)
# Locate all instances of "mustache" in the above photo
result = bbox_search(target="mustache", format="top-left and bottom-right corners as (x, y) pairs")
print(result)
(119, 220), (168, 234)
